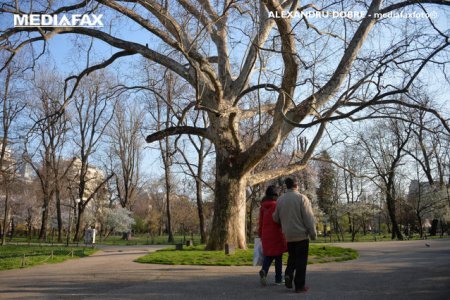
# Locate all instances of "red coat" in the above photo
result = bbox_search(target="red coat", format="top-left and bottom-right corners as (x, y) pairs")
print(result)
(258, 198), (287, 256)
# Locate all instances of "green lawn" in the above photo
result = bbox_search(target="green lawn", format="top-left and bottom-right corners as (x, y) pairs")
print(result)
(0, 245), (97, 271)
(313, 232), (445, 243)
(135, 244), (358, 266)
(8, 232), (445, 246)
(98, 234), (201, 245)
(7, 234), (201, 246)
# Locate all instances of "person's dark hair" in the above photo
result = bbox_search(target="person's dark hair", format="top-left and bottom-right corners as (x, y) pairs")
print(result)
(265, 185), (278, 198)
(284, 177), (298, 189)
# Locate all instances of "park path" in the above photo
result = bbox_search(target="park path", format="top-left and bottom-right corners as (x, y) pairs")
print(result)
(0, 239), (449, 299)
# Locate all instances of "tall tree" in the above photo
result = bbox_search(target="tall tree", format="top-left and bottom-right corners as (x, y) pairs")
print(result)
(158, 72), (176, 244)
(317, 151), (336, 216)
(404, 97), (450, 235)
(359, 119), (412, 240)
(108, 101), (143, 209)
(71, 74), (115, 241)
(2, 0), (449, 249)
(24, 71), (67, 241)
(316, 150), (336, 235)
(0, 65), (24, 245)
(176, 110), (213, 244)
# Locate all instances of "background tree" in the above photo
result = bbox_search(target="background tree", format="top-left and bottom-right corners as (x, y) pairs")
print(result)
(175, 112), (214, 244)
(358, 118), (412, 240)
(23, 70), (67, 241)
(316, 150), (336, 236)
(102, 206), (135, 240)
(108, 100), (144, 209)
(404, 97), (450, 235)
(70, 73), (115, 241)
(0, 63), (25, 245)
(146, 70), (179, 243)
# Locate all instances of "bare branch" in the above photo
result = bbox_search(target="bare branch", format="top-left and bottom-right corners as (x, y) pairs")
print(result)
(378, 0), (450, 15)
(65, 50), (137, 102)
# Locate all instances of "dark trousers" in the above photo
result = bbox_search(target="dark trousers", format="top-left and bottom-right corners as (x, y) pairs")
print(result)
(261, 255), (283, 282)
(285, 239), (309, 289)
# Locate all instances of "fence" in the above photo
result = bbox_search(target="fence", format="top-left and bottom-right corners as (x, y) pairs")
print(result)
(0, 247), (88, 270)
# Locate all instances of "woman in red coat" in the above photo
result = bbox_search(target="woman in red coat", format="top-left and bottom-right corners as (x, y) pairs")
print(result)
(258, 185), (287, 286)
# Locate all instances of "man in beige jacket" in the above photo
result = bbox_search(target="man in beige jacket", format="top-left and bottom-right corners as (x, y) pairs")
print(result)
(273, 177), (317, 293)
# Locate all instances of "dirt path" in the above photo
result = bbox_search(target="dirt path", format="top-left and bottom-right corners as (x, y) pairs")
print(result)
(0, 240), (449, 299)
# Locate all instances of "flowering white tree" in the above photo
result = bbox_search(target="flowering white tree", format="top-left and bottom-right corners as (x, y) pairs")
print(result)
(102, 206), (135, 240)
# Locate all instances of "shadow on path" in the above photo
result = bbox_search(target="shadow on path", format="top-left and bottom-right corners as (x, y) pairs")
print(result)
(0, 240), (449, 299)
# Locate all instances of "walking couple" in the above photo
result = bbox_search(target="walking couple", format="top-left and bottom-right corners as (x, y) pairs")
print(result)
(258, 177), (317, 293)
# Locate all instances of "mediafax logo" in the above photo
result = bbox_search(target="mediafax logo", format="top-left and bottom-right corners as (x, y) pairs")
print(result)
(14, 14), (103, 28)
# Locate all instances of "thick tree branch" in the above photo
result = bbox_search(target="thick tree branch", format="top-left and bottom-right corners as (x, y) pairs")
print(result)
(247, 162), (308, 186)
(136, 0), (193, 51)
(237, 0), (301, 174)
(1, 27), (195, 85)
(235, 83), (281, 105)
(231, 4), (276, 97)
(146, 126), (211, 143)
(98, 0), (181, 50)
(240, 104), (276, 119)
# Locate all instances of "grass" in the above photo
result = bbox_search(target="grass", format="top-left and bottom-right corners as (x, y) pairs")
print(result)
(98, 234), (201, 246)
(313, 232), (446, 243)
(135, 244), (358, 266)
(309, 245), (359, 263)
(7, 234), (201, 246)
(8, 232), (446, 246)
(0, 245), (97, 271)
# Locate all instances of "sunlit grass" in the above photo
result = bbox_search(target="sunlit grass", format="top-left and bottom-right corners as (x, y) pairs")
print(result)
(135, 244), (358, 266)
(0, 245), (97, 271)
(8, 231), (445, 246)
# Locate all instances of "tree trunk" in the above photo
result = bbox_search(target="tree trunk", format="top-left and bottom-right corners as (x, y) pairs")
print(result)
(417, 212), (423, 238)
(164, 168), (174, 244)
(38, 199), (50, 241)
(9, 216), (15, 241)
(430, 219), (438, 236)
(1, 193), (9, 246)
(27, 210), (32, 240)
(55, 187), (63, 242)
(73, 205), (84, 242)
(195, 178), (206, 244)
(386, 193), (403, 240)
(206, 155), (246, 250)
(246, 193), (256, 242)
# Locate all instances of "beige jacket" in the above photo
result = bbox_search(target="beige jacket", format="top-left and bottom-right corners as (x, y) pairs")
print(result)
(272, 189), (317, 242)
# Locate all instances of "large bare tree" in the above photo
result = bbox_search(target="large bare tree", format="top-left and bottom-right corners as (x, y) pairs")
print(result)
(1, 0), (449, 249)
